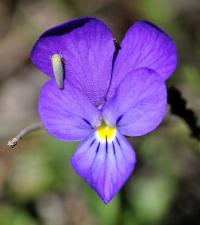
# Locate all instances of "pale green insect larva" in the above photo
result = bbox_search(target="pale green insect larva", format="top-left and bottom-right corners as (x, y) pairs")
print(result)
(51, 54), (64, 89)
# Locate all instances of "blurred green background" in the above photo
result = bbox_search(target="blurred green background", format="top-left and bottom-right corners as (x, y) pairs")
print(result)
(0, 0), (200, 224)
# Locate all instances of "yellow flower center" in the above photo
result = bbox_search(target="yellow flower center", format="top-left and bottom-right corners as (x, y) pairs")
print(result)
(96, 121), (116, 143)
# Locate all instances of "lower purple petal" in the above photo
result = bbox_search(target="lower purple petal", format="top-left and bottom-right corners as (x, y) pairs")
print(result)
(70, 131), (136, 204)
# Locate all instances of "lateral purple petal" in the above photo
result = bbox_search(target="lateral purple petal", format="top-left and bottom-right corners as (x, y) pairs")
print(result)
(108, 21), (177, 98)
(70, 131), (136, 204)
(103, 68), (167, 137)
(31, 17), (115, 105)
(39, 80), (101, 142)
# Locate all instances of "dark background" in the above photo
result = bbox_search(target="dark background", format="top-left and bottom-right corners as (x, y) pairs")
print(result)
(0, 0), (200, 225)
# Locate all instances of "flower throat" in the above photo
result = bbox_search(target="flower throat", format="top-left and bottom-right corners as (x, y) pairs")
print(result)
(96, 121), (116, 143)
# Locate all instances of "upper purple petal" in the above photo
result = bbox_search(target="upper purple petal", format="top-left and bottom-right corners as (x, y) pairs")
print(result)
(107, 21), (177, 98)
(31, 17), (115, 106)
(103, 68), (167, 137)
(70, 131), (136, 204)
(39, 80), (101, 142)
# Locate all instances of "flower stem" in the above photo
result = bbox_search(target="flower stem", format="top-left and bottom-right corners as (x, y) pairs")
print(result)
(7, 122), (43, 148)
(167, 87), (200, 141)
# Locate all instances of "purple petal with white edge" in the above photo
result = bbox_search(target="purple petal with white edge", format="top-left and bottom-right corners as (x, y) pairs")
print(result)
(31, 17), (115, 106)
(107, 21), (177, 98)
(70, 131), (136, 204)
(39, 79), (101, 142)
(103, 68), (167, 137)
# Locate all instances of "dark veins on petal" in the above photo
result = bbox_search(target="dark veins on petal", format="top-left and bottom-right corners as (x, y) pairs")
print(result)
(106, 136), (108, 153)
(116, 115), (123, 125)
(116, 137), (121, 147)
(112, 142), (116, 155)
(96, 142), (100, 153)
(89, 139), (96, 148)
(82, 118), (92, 127)
(88, 141), (100, 169)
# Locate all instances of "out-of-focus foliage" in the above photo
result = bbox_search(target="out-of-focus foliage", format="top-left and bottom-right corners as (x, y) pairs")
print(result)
(0, 206), (39, 225)
(0, 0), (200, 225)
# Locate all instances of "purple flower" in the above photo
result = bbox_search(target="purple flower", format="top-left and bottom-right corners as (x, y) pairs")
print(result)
(31, 17), (177, 204)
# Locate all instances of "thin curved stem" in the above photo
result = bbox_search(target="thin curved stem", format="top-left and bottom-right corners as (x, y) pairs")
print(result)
(7, 122), (43, 148)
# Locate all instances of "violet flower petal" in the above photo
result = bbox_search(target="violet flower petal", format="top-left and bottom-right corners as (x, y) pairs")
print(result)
(31, 17), (115, 106)
(39, 80), (101, 142)
(103, 68), (167, 137)
(108, 21), (177, 98)
(70, 131), (136, 204)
